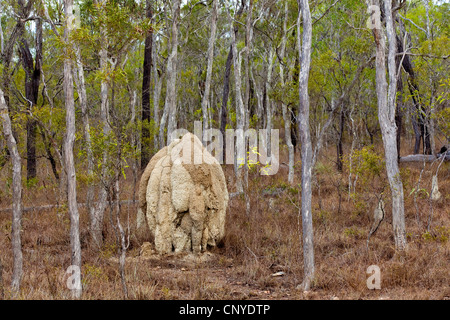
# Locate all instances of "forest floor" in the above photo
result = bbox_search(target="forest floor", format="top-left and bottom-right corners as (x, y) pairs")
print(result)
(0, 139), (449, 300)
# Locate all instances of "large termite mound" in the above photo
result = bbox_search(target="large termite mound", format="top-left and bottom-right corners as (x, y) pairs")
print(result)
(137, 133), (229, 254)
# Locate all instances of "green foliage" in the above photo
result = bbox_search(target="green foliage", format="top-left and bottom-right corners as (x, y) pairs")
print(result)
(343, 146), (387, 213)
(344, 146), (384, 184)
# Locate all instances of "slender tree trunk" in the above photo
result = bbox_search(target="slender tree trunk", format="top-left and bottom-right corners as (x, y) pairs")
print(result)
(18, 18), (42, 181)
(73, 45), (96, 245)
(280, 1), (294, 184)
(153, 34), (162, 151)
(220, 47), (233, 140)
(1, 12), (25, 112)
(90, 0), (112, 250)
(244, 0), (253, 126)
(141, 0), (153, 167)
(297, 0), (315, 291)
(397, 26), (431, 154)
(395, 37), (404, 160)
(165, 0), (181, 144)
(201, 0), (218, 136)
(0, 3), (3, 55)
(64, 0), (82, 298)
(265, 48), (275, 157)
(130, 87), (138, 204)
(229, 5), (245, 193)
(220, 2), (244, 144)
(0, 89), (23, 295)
(337, 105), (345, 171)
(371, 0), (407, 250)
(424, 0), (435, 154)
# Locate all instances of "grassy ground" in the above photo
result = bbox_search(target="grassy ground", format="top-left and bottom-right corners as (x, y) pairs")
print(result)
(0, 138), (448, 300)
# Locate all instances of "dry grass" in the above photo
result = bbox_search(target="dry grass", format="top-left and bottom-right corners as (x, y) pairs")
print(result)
(0, 137), (449, 300)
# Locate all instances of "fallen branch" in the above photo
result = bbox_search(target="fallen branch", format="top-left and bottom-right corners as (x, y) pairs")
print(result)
(399, 154), (437, 163)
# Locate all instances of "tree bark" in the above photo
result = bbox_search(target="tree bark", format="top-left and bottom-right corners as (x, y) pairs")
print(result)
(201, 0), (218, 136)
(336, 105), (345, 172)
(220, 1), (244, 144)
(18, 17), (43, 181)
(280, 0), (294, 184)
(220, 46), (233, 141)
(229, 3), (245, 193)
(141, 0), (153, 167)
(63, 0), (82, 298)
(73, 44), (96, 246)
(371, 0), (407, 250)
(153, 34), (162, 151)
(297, 0), (315, 291)
(164, 0), (181, 144)
(265, 48), (275, 158)
(0, 88), (23, 295)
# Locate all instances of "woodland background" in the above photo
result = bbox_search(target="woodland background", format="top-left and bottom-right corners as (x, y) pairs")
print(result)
(0, 0), (448, 299)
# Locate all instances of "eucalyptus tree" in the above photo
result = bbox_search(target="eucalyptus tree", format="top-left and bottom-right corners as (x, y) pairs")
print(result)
(141, 0), (153, 167)
(369, 0), (407, 250)
(159, 0), (181, 146)
(297, 0), (315, 291)
(63, 0), (82, 298)
(0, 88), (23, 295)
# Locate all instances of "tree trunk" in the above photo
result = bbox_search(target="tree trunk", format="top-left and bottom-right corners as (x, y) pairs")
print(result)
(395, 37), (404, 160)
(336, 104), (345, 172)
(73, 45), (97, 246)
(18, 18), (42, 181)
(280, 1), (294, 184)
(153, 34), (162, 151)
(1, 12), (26, 112)
(89, 0), (113, 250)
(201, 0), (218, 136)
(229, 4), (245, 193)
(220, 46), (233, 141)
(424, 0), (435, 155)
(220, 1), (244, 145)
(297, 0), (315, 291)
(0, 88), (23, 295)
(141, 0), (153, 167)
(265, 48), (275, 157)
(64, 0), (82, 298)
(165, 0), (181, 144)
(371, 0), (407, 251)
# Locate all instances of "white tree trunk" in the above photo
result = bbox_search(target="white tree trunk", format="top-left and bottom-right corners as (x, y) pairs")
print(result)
(0, 88), (23, 295)
(153, 33), (162, 151)
(229, 5), (245, 193)
(265, 48), (275, 157)
(73, 46), (97, 247)
(63, 0), (82, 298)
(165, 0), (181, 144)
(91, 1), (111, 250)
(297, 0), (315, 291)
(201, 0), (218, 136)
(424, 0), (436, 155)
(280, 1), (294, 184)
(371, 0), (407, 250)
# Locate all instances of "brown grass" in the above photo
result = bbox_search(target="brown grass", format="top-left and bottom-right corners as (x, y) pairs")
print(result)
(0, 137), (449, 300)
